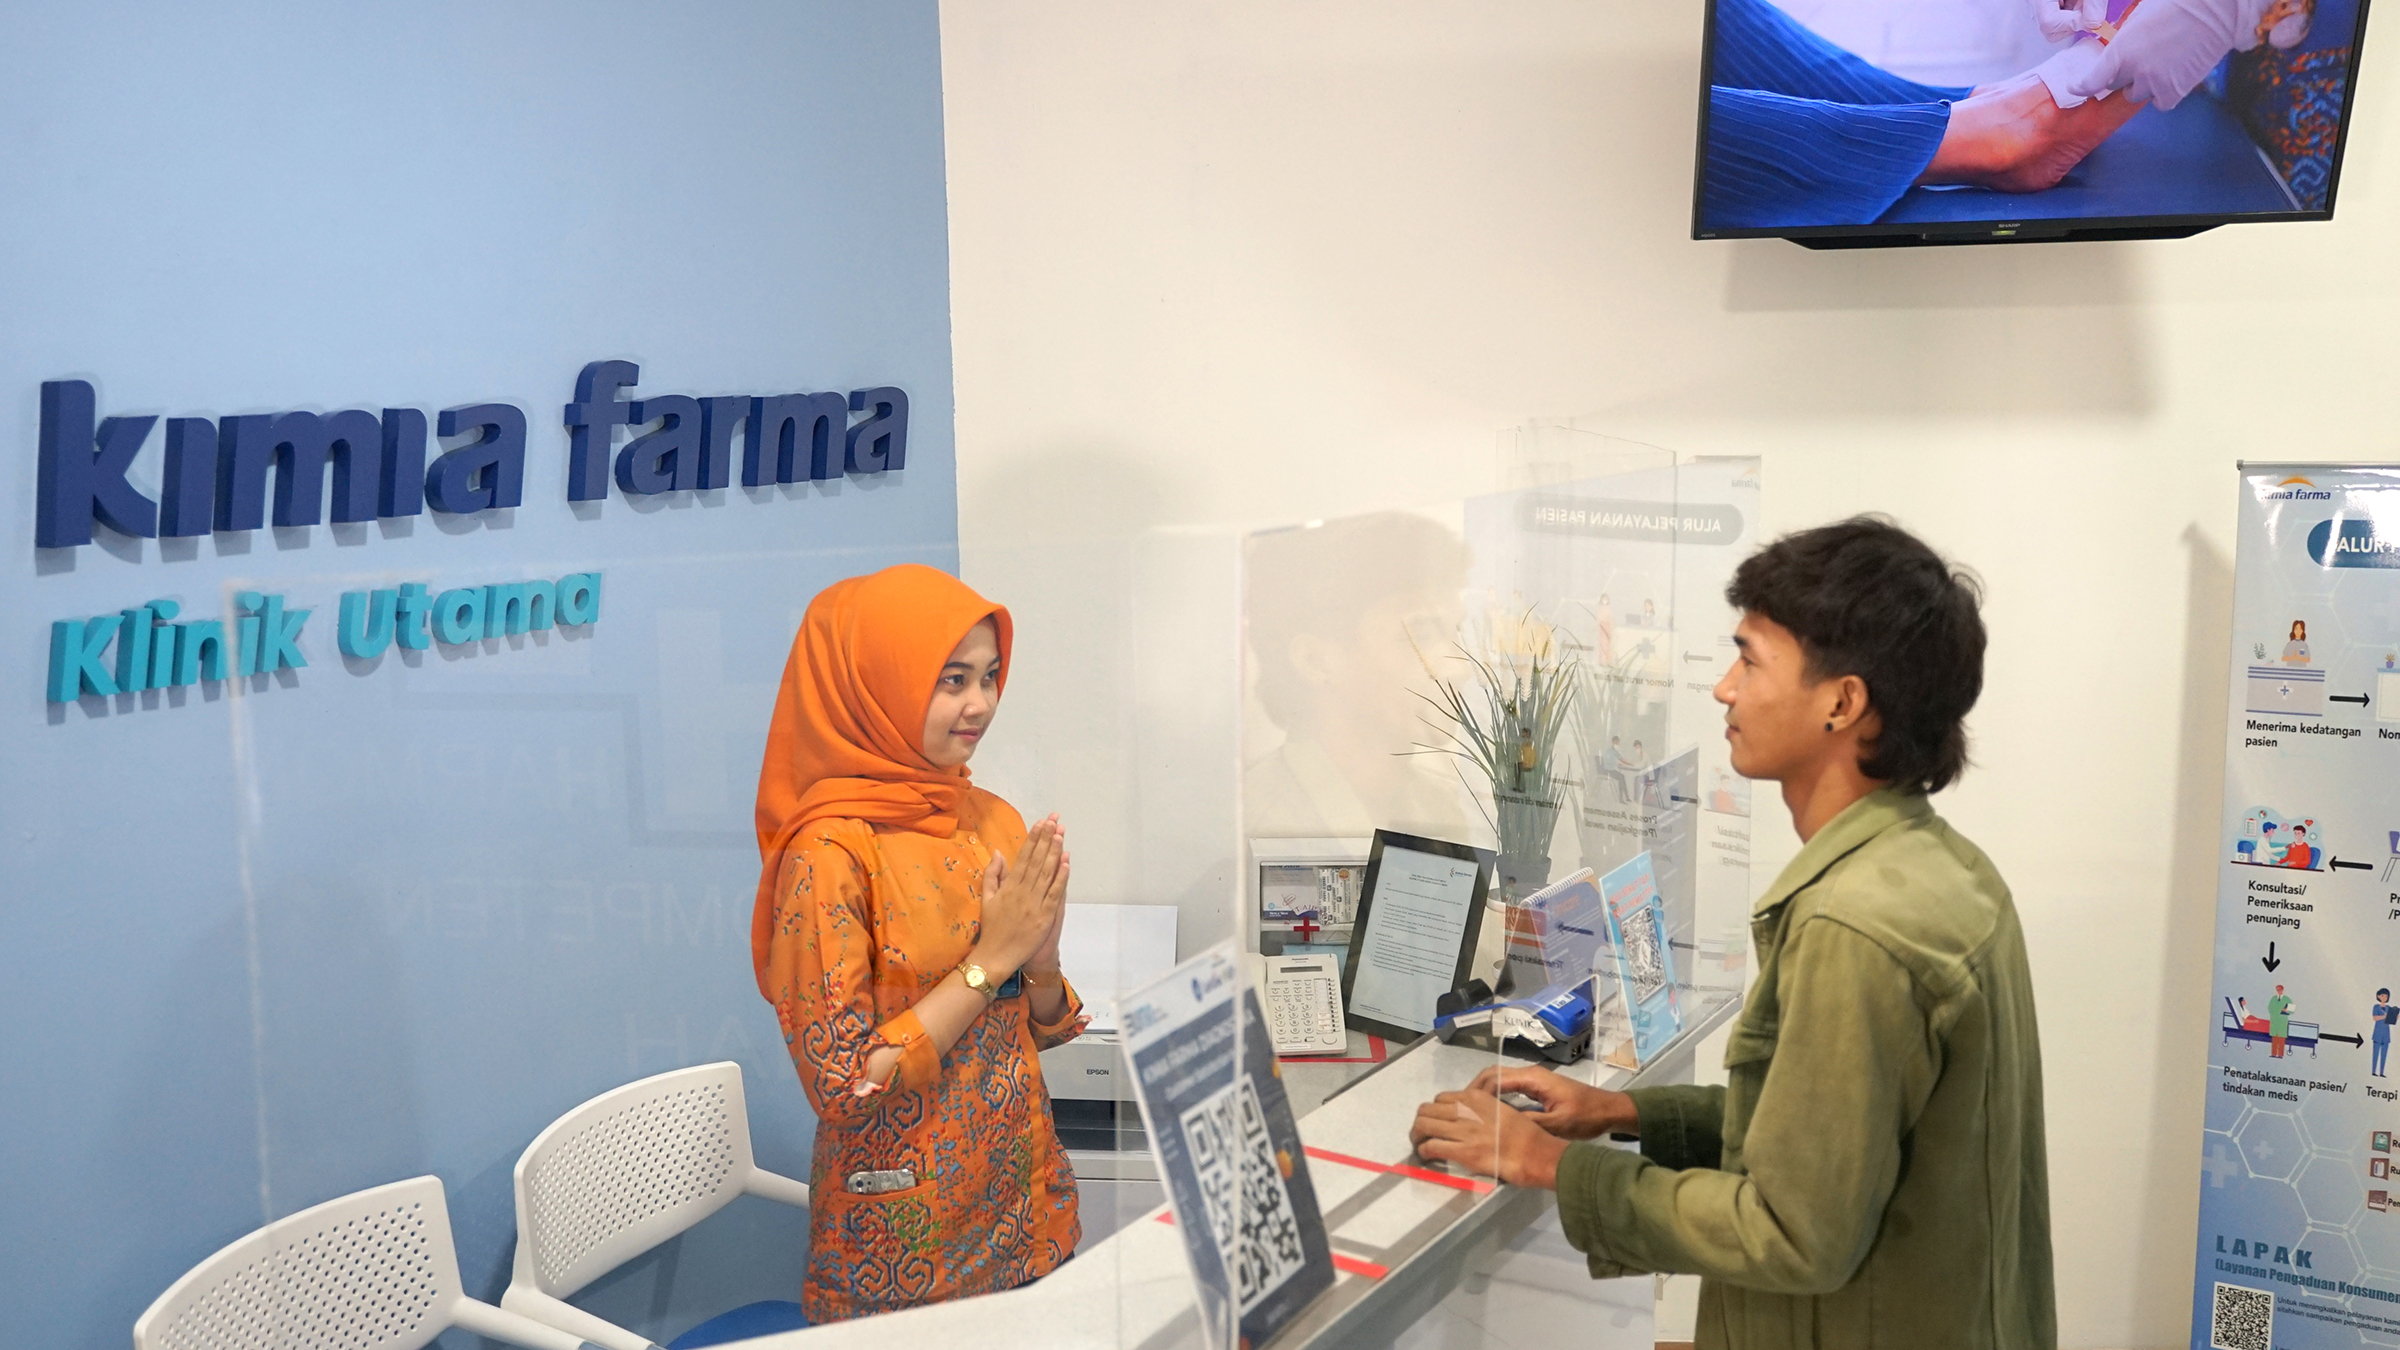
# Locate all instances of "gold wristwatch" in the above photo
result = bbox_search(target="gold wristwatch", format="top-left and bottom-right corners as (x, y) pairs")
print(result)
(960, 963), (1002, 999)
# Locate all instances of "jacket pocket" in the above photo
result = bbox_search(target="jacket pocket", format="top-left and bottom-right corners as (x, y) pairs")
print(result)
(1718, 1020), (1778, 1172)
(1723, 1018), (1779, 1068)
(815, 1177), (947, 1309)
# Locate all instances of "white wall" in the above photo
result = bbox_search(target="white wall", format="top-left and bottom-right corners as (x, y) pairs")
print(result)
(939, 3), (2400, 1345)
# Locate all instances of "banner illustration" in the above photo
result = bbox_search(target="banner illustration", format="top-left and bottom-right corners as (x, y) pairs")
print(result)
(2195, 466), (2400, 1349)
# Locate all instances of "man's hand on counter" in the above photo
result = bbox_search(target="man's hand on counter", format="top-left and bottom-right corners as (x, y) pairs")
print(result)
(1410, 1087), (1570, 1188)
(1409, 1065), (1642, 1189)
(1464, 1064), (1638, 1141)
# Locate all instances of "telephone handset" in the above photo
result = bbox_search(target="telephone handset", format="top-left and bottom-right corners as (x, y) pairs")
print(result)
(1244, 951), (1348, 1056)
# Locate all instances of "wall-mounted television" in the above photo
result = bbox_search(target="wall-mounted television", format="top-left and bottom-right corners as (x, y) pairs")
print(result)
(1691, 0), (2372, 246)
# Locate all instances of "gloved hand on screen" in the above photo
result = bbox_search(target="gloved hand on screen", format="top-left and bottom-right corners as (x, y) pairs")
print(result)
(2052, 0), (2313, 110)
(2257, 0), (2315, 48)
(2029, 0), (2113, 42)
(2032, 39), (2117, 107)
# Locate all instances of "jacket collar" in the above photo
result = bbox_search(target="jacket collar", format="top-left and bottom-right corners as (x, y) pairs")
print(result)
(1751, 787), (1933, 916)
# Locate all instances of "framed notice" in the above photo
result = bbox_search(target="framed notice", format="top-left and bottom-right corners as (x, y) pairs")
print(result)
(1338, 831), (1494, 1042)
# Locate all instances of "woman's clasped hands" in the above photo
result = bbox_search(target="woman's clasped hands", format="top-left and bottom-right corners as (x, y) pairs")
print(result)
(971, 814), (1071, 976)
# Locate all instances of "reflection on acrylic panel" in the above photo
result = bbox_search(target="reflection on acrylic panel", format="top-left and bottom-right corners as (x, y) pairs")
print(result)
(1241, 444), (1760, 999)
(1243, 511), (1478, 845)
(230, 547), (951, 1220)
(1462, 451), (1761, 977)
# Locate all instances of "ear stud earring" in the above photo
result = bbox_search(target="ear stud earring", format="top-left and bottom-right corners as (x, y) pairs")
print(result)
(1824, 721), (1834, 732)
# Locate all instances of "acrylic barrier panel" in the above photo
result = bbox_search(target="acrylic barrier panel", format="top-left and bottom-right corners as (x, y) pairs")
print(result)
(1, 8), (959, 1347)
(1460, 450), (1763, 1034)
(960, 525), (1249, 1347)
(1215, 447), (1761, 1350)
(216, 518), (1270, 1349)
(1240, 455), (1756, 1033)
(205, 536), (963, 1325)
(966, 517), (1668, 1349)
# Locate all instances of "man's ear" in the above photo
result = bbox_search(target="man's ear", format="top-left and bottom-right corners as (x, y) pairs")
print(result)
(1829, 674), (1874, 731)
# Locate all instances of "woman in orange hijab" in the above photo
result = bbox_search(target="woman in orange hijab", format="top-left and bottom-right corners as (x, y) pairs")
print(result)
(753, 564), (1083, 1323)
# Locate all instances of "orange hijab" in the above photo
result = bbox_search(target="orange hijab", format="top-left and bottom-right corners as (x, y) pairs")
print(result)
(750, 564), (1014, 997)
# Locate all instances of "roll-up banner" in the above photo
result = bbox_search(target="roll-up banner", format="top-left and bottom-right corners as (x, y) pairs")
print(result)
(2196, 465), (2400, 1349)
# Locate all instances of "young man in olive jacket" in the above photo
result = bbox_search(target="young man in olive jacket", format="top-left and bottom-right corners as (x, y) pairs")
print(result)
(1412, 517), (2054, 1350)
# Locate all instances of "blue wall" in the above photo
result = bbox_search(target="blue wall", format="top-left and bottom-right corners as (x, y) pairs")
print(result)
(0, 5), (955, 1345)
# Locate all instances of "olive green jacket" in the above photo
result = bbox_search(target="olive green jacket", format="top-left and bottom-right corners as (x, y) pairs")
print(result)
(1554, 789), (2054, 1350)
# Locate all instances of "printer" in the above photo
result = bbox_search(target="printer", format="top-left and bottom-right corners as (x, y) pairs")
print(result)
(1036, 904), (1179, 1242)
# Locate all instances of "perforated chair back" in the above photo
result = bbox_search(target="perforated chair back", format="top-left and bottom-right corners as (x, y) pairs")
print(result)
(134, 1176), (466, 1350)
(512, 1062), (759, 1299)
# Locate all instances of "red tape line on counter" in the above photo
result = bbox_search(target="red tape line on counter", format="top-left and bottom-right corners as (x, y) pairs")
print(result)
(1302, 1145), (1495, 1194)
(1150, 1212), (1388, 1279)
(1329, 1252), (1388, 1279)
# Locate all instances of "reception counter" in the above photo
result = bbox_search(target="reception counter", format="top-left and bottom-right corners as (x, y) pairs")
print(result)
(742, 990), (1739, 1350)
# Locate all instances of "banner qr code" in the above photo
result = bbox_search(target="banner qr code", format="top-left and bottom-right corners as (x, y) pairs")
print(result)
(1179, 1077), (1308, 1313)
(2211, 1281), (2273, 1350)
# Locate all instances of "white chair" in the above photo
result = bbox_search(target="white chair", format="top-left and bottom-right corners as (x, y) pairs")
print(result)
(502, 1062), (812, 1350)
(134, 1175), (602, 1350)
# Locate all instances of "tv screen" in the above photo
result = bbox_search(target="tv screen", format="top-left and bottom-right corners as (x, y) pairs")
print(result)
(1691, 0), (2372, 244)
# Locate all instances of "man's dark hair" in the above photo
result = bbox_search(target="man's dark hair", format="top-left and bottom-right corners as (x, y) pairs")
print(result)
(1726, 516), (1985, 795)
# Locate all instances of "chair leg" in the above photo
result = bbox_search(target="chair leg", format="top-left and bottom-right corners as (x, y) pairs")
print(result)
(498, 1286), (663, 1350)
(453, 1295), (642, 1350)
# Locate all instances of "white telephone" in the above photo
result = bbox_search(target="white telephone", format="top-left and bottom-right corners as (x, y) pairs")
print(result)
(1245, 951), (1348, 1056)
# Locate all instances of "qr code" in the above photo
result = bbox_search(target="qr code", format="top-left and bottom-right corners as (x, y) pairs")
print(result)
(1179, 1078), (1307, 1313)
(1623, 910), (1667, 1003)
(2211, 1281), (2273, 1350)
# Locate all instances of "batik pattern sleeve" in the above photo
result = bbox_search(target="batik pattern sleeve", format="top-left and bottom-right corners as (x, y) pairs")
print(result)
(1553, 918), (1939, 1291)
(1026, 977), (1088, 1051)
(767, 830), (941, 1128)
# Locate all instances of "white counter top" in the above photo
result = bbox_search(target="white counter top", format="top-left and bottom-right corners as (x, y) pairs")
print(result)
(737, 992), (1738, 1350)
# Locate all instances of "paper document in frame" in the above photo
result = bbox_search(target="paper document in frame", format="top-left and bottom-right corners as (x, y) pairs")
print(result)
(1599, 851), (1682, 1064)
(1116, 940), (1335, 1347)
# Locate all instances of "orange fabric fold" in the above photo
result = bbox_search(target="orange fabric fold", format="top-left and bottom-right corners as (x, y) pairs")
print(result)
(750, 563), (1013, 997)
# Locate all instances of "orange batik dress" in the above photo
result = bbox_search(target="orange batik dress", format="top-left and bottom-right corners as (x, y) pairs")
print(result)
(761, 791), (1085, 1321)
(748, 565), (1085, 1325)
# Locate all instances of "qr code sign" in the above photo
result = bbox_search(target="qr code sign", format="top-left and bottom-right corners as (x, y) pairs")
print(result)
(1231, 1075), (1306, 1309)
(1179, 1083), (1239, 1268)
(1178, 1078), (1307, 1314)
(2211, 1281), (2273, 1350)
